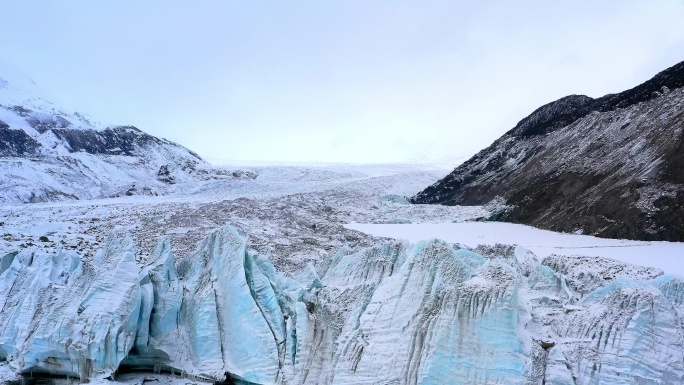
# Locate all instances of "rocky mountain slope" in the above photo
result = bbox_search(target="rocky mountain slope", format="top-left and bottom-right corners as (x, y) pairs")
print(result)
(412, 60), (684, 242)
(0, 65), (224, 203)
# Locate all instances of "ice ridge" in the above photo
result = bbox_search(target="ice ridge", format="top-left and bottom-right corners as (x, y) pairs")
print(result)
(2, 227), (684, 384)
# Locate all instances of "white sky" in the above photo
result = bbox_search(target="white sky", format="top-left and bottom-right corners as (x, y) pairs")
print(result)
(1, 1), (683, 164)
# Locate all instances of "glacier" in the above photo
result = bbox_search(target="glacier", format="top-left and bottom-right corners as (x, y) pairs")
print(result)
(2, 226), (684, 384)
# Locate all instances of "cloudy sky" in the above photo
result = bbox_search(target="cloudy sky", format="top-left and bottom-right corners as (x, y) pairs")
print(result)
(1, 1), (683, 164)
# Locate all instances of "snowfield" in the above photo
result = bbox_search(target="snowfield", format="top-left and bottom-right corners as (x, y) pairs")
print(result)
(1, 162), (684, 385)
(346, 222), (684, 277)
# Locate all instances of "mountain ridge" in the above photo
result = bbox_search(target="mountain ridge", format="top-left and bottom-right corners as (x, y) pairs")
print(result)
(412, 59), (684, 241)
(0, 64), (224, 204)
(508, 60), (684, 139)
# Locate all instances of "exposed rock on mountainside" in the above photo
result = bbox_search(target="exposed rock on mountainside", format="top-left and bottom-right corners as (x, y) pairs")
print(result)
(0, 65), (226, 204)
(412, 60), (684, 241)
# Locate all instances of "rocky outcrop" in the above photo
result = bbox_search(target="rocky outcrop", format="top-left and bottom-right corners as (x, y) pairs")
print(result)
(0, 126), (40, 156)
(156, 165), (175, 184)
(412, 60), (684, 241)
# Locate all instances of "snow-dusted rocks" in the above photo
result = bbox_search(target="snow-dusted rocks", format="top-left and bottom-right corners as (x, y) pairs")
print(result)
(413, 59), (684, 241)
(0, 123), (219, 203)
(0, 63), (232, 204)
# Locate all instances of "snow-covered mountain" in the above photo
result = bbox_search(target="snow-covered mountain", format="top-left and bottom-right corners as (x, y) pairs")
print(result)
(0, 64), (223, 203)
(412, 60), (684, 241)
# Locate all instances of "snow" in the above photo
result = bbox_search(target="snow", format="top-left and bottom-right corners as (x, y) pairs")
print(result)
(0, 107), (39, 135)
(0, 60), (233, 205)
(1, 160), (684, 384)
(4, 56), (684, 384)
(24, 221), (73, 236)
(0, 58), (101, 132)
(345, 221), (684, 277)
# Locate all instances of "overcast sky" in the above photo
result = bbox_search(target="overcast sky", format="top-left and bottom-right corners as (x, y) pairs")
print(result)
(1, 1), (683, 164)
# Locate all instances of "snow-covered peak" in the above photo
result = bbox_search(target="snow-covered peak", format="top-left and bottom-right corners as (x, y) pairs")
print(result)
(0, 58), (101, 133)
(0, 59), (44, 101)
(0, 59), (223, 204)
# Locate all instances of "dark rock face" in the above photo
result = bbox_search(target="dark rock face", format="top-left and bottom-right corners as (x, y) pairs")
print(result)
(0, 116), (203, 161)
(412, 60), (684, 242)
(157, 165), (176, 184)
(508, 60), (684, 138)
(0, 127), (40, 156)
(509, 95), (595, 138)
(49, 125), (202, 159)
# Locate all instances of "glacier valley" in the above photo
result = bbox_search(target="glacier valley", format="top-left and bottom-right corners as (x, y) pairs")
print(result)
(2, 164), (684, 385)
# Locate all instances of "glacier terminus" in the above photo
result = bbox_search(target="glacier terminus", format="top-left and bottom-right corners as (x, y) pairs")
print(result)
(3, 214), (684, 384)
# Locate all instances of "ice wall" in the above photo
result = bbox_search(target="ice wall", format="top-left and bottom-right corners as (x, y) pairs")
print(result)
(297, 240), (527, 385)
(0, 231), (140, 379)
(3, 227), (684, 384)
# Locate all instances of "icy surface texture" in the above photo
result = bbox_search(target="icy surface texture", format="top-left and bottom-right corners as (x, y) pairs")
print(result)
(525, 254), (684, 384)
(550, 277), (684, 384)
(3, 226), (684, 384)
(301, 240), (527, 385)
(0, 230), (141, 379)
(542, 254), (663, 294)
(175, 227), (281, 382)
(122, 227), (287, 383)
